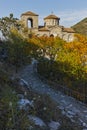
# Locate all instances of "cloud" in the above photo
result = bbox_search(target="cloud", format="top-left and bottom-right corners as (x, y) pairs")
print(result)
(58, 9), (87, 27)
(38, 9), (87, 27)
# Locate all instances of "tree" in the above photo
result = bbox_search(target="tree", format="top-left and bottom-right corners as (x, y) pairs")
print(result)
(0, 13), (21, 39)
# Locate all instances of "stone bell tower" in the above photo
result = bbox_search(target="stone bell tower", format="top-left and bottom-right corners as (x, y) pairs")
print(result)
(21, 11), (39, 29)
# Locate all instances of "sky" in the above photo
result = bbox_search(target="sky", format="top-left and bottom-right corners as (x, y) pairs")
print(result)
(0, 0), (87, 27)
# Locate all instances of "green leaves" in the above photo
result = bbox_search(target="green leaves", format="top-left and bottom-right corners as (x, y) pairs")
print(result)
(0, 14), (20, 39)
(37, 34), (87, 93)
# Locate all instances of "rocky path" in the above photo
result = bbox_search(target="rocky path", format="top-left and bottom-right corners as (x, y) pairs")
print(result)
(18, 63), (87, 129)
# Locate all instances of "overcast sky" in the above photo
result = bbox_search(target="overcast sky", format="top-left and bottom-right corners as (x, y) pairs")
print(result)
(0, 0), (87, 27)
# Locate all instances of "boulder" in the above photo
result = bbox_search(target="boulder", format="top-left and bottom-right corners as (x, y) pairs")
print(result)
(28, 115), (46, 128)
(48, 121), (60, 130)
(18, 98), (34, 110)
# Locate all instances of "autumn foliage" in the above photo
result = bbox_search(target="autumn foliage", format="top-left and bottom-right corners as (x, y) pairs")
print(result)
(36, 34), (87, 96)
(1, 18), (87, 99)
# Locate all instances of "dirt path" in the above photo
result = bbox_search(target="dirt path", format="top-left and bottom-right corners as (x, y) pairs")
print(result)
(18, 63), (87, 129)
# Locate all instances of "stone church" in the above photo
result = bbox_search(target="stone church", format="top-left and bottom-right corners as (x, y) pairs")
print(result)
(21, 11), (75, 42)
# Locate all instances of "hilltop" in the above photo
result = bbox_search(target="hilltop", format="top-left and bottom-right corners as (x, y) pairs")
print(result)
(72, 17), (87, 36)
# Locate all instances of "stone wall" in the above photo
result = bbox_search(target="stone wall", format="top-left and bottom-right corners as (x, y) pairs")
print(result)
(20, 11), (75, 42)
(44, 19), (59, 27)
(21, 15), (38, 29)
(36, 31), (50, 37)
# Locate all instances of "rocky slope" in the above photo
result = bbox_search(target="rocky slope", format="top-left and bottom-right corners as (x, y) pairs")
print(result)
(15, 62), (87, 130)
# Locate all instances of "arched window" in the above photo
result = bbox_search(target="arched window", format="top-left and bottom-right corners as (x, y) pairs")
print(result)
(68, 34), (73, 42)
(50, 34), (54, 37)
(27, 18), (33, 28)
(43, 34), (47, 37)
(44, 22), (46, 26)
(62, 34), (66, 40)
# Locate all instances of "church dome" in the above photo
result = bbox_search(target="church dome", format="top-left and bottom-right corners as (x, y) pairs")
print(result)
(44, 13), (60, 27)
(44, 14), (60, 20)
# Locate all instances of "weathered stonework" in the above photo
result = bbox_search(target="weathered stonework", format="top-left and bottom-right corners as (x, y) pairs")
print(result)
(21, 11), (38, 30)
(21, 11), (75, 42)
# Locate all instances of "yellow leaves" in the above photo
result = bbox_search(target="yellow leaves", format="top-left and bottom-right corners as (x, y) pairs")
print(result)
(74, 33), (87, 43)
(27, 35), (55, 49)
(64, 34), (87, 63)
(10, 27), (18, 35)
(39, 36), (55, 47)
(57, 50), (81, 66)
(28, 37), (43, 48)
(55, 34), (87, 79)
(10, 27), (23, 41)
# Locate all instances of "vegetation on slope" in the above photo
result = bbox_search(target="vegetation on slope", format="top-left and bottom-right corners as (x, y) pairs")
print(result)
(37, 34), (87, 102)
(72, 17), (87, 36)
(0, 14), (87, 101)
(0, 62), (84, 130)
(0, 13), (87, 129)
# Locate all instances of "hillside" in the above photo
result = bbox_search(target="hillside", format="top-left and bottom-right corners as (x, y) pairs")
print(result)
(72, 17), (87, 35)
(0, 62), (83, 130)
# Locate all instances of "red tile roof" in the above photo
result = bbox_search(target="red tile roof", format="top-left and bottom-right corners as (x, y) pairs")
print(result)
(44, 14), (60, 20)
(63, 27), (75, 33)
(21, 11), (38, 16)
(39, 27), (49, 31)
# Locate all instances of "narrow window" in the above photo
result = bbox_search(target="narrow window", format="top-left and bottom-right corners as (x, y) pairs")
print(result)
(28, 18), (33, 28)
